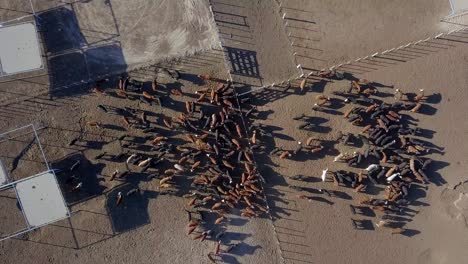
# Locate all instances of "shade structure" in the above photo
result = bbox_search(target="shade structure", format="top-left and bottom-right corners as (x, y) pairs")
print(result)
(0, 22), (43, 76)
(0, 160), (8, 186)
(0, 124), (70, 241)
(15, 171), (69, 227)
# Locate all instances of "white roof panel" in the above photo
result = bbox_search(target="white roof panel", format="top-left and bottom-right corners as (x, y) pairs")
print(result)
(0, 22), (43, 75)
(15, 172), (69, 227)
(0, 160), (8, 186)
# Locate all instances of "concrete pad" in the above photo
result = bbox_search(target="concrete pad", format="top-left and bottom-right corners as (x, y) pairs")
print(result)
(0, 22), (42, 75)
(15, 171), (69, 227)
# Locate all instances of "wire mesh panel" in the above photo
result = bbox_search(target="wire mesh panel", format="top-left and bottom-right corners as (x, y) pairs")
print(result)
(0, 124), (49, 182)
(0, 124), (70, 241)
(0, 0), (34, 24)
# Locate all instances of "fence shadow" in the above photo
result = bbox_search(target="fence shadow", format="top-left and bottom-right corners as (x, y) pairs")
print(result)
(225, 47), (260, 78)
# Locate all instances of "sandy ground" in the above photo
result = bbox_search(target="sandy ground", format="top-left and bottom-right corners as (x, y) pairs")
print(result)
(210, 0), (299, 90)
(278, 0), (462, 74)
(0, 48), (282, 264)
(2, 0), (219, 71)
(1, 0), (468, 264)
(0, 0), (222, 129)
(247, 38), (468, 263)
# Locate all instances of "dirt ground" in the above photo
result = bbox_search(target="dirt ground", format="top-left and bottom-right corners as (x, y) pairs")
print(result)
(210, 0), (299, 88)
(278, 0), (463, 73)
(0, 47), (283, 264)
(1, 0), (468, 264)
(248, 39), (468, 263)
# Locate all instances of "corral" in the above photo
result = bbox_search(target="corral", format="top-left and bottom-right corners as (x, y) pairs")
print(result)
(1, 1), (468, 264)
